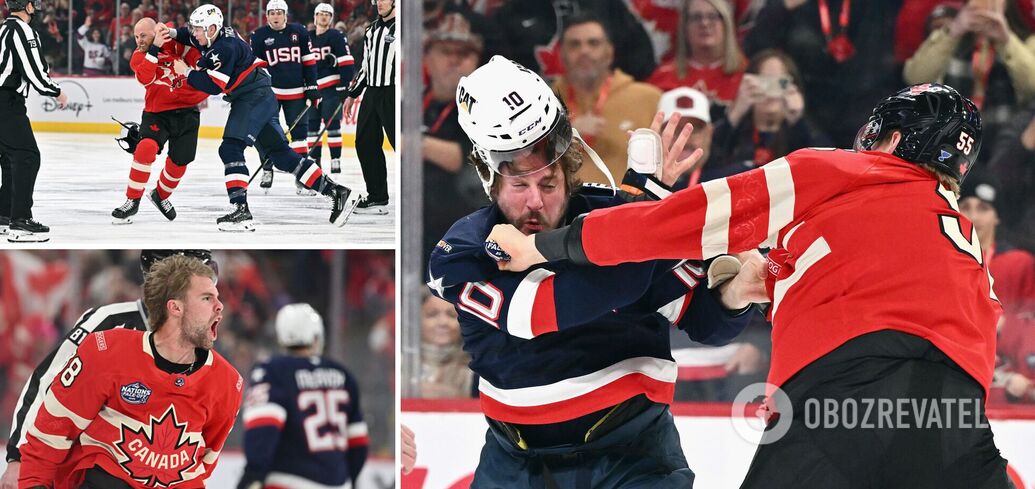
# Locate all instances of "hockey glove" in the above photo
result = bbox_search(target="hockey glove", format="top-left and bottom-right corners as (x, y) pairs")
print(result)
(707, 255), (742, 290)
(304, 85), (321, 103)
(322, 52), (337, 69)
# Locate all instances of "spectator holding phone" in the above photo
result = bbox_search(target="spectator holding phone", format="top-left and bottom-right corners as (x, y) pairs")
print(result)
(703, 49), (829, 181)
(904, 0), (1035, 143)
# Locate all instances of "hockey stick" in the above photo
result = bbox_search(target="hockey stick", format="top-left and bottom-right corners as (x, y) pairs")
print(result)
(245, 101), (314, 186)
(303, 97), (347, 160)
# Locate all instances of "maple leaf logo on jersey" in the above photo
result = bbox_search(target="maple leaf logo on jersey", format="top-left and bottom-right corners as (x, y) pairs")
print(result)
(114, 406), (202, 487)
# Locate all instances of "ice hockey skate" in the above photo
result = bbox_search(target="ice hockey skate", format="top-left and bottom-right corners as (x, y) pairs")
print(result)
(330, 185), (358, 227)
(111, 198), (140, 224)
(217, 202), (257, 232)
(8, 218), (50, 242)
(147, 189), (177, 221)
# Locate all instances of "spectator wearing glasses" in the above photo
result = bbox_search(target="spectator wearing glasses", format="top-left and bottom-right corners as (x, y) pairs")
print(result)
(647, 0), (746, 117)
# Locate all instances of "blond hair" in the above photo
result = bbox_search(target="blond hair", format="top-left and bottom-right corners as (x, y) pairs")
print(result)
(143, 255), (216, 332)
(677, 0), (746, 77)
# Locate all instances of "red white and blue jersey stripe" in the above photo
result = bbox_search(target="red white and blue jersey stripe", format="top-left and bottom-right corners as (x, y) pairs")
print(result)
(427, 188), (751, 424)
(250, 23), (318, 100)
(171, 25), (266, 95)
(241, 355), (367, 488)
(308, 28), (354, 90)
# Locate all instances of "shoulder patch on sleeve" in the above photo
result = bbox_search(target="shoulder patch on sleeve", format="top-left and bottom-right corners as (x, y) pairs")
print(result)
(95, 331), (108, 351)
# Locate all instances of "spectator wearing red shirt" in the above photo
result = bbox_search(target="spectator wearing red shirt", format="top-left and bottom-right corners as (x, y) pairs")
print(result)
(646, 0), (746, 117)
(108, 2), (132, 45)
(958, 171), (1035, 314)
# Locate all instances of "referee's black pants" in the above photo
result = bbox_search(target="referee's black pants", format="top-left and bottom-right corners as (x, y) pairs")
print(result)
(740, 331), (1011, 489)
(0, 90), (41, 220)
(355, 85), (394, 203)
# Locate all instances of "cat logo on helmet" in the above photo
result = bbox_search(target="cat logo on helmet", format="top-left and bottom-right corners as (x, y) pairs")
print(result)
(457, 86), (477, 114)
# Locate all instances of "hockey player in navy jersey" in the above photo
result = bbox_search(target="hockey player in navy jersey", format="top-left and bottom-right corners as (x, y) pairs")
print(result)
(251, 0), (320, 193)
(307, 2), (354, 174)
(1, 251), (217, 489)
(427, 56), (761, 488)
(238, 303), (368, 489)
(154, 4), (357, 231)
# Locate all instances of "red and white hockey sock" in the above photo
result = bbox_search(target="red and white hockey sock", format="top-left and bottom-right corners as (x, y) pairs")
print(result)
(297, 159), (327, 193)
(156, 157), (187, 201)
(126, 139), (159, 200)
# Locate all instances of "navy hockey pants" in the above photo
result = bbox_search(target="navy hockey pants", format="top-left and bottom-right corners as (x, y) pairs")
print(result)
(278, 97), (310, 157)
(472, 403), (695, 489)
(221, 73), (327, 203)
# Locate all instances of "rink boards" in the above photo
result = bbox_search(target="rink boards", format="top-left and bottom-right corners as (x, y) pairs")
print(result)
(401, 400), (1035, 489)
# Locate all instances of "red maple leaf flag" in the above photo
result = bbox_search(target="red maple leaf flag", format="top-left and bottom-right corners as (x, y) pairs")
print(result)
(114, 406), (203, 487)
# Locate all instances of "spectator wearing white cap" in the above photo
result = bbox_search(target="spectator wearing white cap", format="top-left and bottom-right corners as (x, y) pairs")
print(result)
(958, 171), (1035, 314)
(657, 86), (714, 188)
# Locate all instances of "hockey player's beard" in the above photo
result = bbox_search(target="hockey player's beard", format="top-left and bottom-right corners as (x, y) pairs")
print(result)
(181, 307), (219, 351)
(510, 209), (564, 235)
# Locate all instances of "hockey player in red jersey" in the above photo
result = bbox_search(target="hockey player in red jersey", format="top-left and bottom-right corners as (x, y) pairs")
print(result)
(2, 251), (217, 489)
(111, 17), (210, 225)
(489, 83), (1012, 487)
(18, 255), (242, 489)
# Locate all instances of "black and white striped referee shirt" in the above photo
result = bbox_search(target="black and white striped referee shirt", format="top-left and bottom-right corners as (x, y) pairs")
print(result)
(0, 16), (61, 98)
(348, 15), (395, 95)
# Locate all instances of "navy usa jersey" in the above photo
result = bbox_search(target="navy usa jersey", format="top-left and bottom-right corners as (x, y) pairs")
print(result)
(242, 355), (368, 488)
(250, 23), (318, 100)
(171, 25), (265, 95)
(427, 187), (752, 425)
(308, 28), (354, 90)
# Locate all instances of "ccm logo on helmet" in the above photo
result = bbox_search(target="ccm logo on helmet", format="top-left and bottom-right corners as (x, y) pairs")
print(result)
(518, 117), (542, 136)
(458, 87), (478, 114)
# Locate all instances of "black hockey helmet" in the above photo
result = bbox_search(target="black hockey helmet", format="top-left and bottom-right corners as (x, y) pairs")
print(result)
(6, 0), (41, 12)
(113, 117), (142, 154)
(140, 250), (219, 281)
(854, 83), (982, 184)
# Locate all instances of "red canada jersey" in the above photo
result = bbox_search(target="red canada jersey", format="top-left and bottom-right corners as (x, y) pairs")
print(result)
(19, 329), (243, 489)
(130, 42), (209, 114)
(580, 149), (1002, 394)
(646, 61), (743, 106)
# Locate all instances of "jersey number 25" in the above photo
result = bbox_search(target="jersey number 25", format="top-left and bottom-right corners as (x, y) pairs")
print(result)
(298, 389), (350, 452)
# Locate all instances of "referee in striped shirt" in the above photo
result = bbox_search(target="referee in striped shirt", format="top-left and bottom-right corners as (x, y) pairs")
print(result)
(0, 0), (65, 242)
(344, 0), (395, 215)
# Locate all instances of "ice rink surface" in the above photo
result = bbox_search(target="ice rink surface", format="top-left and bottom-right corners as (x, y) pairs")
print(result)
(11, 132), (395, 248)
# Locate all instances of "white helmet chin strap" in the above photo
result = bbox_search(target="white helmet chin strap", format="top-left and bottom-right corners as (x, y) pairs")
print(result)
(571, 127), (617, 195)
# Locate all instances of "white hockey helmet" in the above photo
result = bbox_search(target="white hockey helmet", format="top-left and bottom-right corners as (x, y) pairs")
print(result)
(265, 0), (288, 13)
(314, 2), (334, 16)
(189, 4), (223, 44)
(456, 55), (615, 196)
(275, 303), (325, 348)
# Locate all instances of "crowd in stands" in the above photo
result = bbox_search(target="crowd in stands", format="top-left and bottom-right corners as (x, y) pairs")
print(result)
(2, 0), (376, 76)
(419, 0), (1035, 406)
(0, 250), (396, 453)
